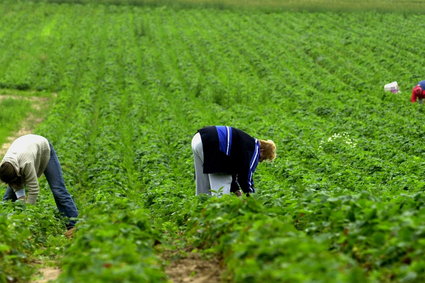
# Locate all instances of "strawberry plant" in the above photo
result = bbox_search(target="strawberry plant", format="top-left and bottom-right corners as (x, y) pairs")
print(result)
(2, 1), (425, 282)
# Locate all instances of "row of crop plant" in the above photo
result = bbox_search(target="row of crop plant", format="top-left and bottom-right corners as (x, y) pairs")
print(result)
(2, 2), (425, 282)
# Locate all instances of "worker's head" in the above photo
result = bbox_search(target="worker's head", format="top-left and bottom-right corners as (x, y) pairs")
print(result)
(414, 86), (423, 96)
(0, 162), (19, 185)
(259, 139), (276, 162)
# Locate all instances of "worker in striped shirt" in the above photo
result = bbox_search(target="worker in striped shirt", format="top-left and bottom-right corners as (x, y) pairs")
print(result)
(0, 134), (78, 230)
(191, 126), (276, 196)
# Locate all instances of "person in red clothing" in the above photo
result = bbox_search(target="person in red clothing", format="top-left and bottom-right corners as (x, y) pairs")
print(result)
(411, 80), (425, 103)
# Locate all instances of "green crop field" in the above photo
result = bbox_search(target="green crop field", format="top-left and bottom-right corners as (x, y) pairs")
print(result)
(1, 0), (425, 282)
(0, 98), (31, 144)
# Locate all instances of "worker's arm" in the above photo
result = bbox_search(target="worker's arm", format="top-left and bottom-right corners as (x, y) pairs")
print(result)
(411, 91), (417, 103)
(22, 163), (40, 204)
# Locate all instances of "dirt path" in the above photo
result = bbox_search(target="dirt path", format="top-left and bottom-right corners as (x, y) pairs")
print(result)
(164, 252), (223, 283)
(32, 267), (61, 283)
(0, 95), (52, 156)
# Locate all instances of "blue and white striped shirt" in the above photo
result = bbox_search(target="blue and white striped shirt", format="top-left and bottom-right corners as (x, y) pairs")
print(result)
(215, 126), (260, 193)
(216, 126), (232, 156)
(247, 139), (260, 193)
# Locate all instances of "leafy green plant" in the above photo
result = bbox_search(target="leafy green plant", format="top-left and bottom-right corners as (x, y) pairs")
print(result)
(0, 98), (31, 144)
(2, 2), (425, 282)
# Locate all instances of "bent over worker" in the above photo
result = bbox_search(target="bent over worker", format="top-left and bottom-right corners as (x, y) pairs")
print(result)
(191, 126), (276, 196)
(0, 134), (78, 229)
(411, 80), (425, 103)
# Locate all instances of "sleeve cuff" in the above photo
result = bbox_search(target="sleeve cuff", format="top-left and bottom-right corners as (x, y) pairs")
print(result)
(14, 189), (26, 198)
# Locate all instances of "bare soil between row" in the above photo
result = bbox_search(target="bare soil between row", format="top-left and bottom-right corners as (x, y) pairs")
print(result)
(165, 252), (223, 283)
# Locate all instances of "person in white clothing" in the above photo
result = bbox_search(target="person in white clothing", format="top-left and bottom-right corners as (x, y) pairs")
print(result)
(0, 134), (78, 229)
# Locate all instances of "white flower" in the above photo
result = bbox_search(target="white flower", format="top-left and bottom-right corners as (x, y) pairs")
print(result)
(320, 132), (357, 149)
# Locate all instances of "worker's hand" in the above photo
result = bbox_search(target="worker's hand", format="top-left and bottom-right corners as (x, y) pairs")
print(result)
(234, 190), (242, 197)
(14, 197), (26, 210)
(17, 196), (26, 202)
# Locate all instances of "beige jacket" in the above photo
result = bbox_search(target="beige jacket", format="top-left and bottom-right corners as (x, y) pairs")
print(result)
(1, 134), (50, 204)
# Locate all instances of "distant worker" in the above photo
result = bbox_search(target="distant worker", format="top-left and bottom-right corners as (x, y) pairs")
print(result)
(0, 134), (78, 230)
(411, 80), (425, 103)
(191, 126), (276, 196)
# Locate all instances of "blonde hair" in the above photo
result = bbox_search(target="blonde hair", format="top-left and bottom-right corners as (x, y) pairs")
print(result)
(259, 139), (276, 161)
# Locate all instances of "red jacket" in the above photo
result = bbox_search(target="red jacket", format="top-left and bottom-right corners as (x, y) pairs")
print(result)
(411, 85), (425, 103)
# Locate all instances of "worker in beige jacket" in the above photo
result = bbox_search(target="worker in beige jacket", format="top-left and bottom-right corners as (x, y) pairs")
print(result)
(0, 134), (78, 229)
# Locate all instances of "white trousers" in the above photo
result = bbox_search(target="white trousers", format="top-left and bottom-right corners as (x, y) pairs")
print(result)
(191, 133), (232, 196)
